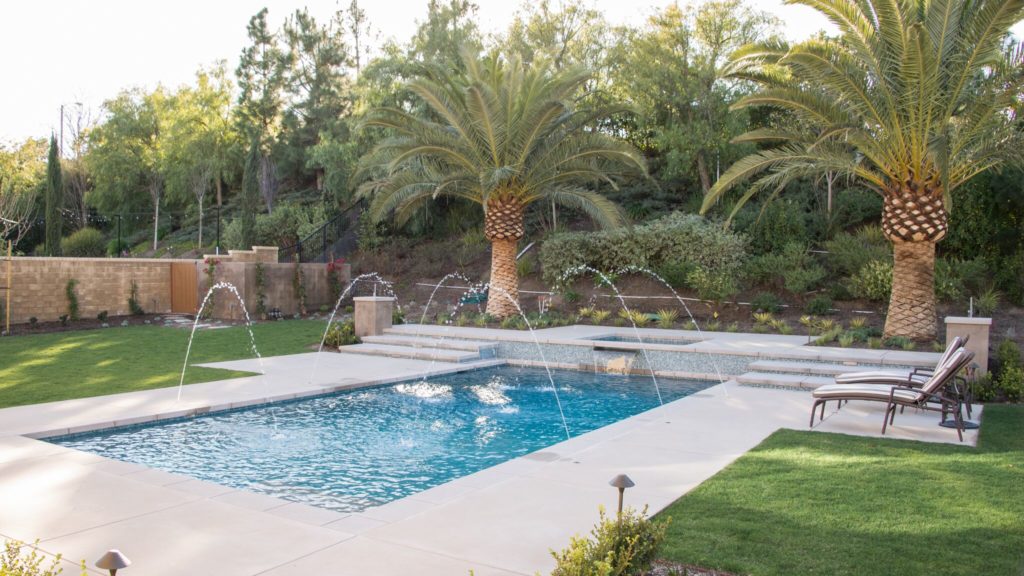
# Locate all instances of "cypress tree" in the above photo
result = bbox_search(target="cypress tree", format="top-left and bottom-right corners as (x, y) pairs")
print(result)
(240, 137), (260, 248)
(45, 135), (63, 256)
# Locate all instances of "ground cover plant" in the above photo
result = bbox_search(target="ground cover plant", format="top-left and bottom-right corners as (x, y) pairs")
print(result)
(0, 320), (324, 408)
(655, 405), (1024, 575)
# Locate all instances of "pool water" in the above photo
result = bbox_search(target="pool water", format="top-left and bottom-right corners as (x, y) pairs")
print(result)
(52, 366), (711, 513)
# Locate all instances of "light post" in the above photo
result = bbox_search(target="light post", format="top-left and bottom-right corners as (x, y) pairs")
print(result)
(609, 473), (635, 514)
(95, 549), (131, 575)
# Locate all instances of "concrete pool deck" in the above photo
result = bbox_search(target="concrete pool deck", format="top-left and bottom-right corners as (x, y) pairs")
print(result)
(0, 329), (979, 575)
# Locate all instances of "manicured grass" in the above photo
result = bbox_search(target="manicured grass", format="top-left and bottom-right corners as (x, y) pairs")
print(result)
(656, 405), (1024, 575)
(0, 320), (327, 408)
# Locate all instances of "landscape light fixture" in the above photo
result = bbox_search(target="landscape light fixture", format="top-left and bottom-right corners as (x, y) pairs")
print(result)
(608, 473), (635, 514)
(95, 549), (131, 575)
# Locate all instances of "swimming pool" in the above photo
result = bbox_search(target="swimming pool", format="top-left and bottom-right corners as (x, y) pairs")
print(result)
(51, 366), (712, 513)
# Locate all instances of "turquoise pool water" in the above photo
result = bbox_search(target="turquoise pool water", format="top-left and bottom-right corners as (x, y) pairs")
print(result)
(51, 366), (711, 512)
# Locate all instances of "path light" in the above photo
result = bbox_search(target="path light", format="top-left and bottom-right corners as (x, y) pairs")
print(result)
(609, 473), (635, 514)
(95, 549), (131, 575)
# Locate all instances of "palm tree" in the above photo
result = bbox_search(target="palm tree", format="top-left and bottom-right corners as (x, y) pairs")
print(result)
(356, 50), (645, 318)
(701, 0), (1024, 340)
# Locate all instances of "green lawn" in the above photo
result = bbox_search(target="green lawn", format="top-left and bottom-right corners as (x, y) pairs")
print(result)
(0, 320), (327, 408)
(657, 404), (1024, 575)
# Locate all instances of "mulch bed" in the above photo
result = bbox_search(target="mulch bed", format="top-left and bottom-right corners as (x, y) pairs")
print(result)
(643, 560), (740, 576)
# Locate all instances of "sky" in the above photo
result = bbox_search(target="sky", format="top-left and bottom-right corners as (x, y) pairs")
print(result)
(1, 0), (1021, 144)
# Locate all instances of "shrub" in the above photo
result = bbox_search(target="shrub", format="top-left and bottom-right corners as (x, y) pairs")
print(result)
(738, 199), (809, 255)
(805, 295), (833, 316)
(128, 280), (144, 315)
(838, 333), (855, 347)
(254, 263), (268, 319)
(850, 260), (893, 302)
(96, 310), (108, 322)
(223, 201), (328, 249)
(976, 287), (1001, 316)
(998, 366), (1023, 402)
(656, 309), (679, 328)
(1, 539), (78, 576)
(59, 314), (69, 327)
(65, 279), (79, 321)
(655, 261), (693, 290)
(746, 242), (826, 295)
(686, 267), (738, 303)
(549, 506), (669, 576)
(884, 335), (913, 349)
(323, 320), (359, 347)
(392, 307), (405, 325)
(751, 292), (782, 313)
(591, 310), (611, 324)
(60, 227), (106, 257)
(824, 226), (891, 277)
(752, 311), (774, 325)
(996, 339), (1021, 371)
(540, 212), (747, 286)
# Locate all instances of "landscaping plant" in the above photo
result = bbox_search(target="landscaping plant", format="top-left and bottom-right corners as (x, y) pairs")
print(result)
(356, 50), (645, 318)
(549, 506), (669, 576)
(701, 0), (1024, 340)
(64, 279), (79, 321)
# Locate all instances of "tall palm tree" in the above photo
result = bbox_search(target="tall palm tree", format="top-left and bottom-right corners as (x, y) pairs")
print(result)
(356, 50), (644, 318)
(702, 0), (1024, 340)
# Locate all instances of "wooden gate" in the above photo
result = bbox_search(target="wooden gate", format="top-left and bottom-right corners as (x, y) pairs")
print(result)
(170, 262), (198, 314)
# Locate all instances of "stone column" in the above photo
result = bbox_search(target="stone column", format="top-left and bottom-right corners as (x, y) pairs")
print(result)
(354, 296), (394, 338)
(945, 316), (992, 374)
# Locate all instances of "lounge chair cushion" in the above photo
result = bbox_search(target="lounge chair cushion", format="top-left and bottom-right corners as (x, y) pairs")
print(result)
(813, 384), (922, 403)
(834, 371), (927, 385)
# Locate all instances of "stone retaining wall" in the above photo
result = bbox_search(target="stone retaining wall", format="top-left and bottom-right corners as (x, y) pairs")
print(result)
(0, 257), (178, 323)
(0, 247), (350, 324)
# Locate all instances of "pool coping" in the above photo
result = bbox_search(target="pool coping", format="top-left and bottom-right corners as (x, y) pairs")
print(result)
(0, 331), (968, 576)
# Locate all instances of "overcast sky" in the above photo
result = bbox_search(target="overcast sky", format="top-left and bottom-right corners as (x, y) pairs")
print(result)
(1, 0), (1021, 143)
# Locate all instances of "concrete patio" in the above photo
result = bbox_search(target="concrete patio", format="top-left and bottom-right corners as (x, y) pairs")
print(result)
(0, 328), (979, 575)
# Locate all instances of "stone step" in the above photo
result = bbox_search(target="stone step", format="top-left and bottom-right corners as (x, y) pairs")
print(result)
(360, 334), (498, 353)
(338, 343), (480, 363)
(747, 359), (893, 377)
(736, 371), (834, 390)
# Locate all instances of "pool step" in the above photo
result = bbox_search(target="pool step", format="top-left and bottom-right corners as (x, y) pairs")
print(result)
(360, 334), (498, 355)
(338, 343), (483, 363)
(746, 359), (893, 377)
(735, 372), (835, 390)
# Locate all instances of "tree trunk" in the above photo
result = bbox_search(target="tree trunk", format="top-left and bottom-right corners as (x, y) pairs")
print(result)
(216, 177), (223, 207)
(880, 185), (947, 341)
(152, 201), (160, 251)
(884, 241), (937, 340)
(696, 152), (711, 194)
(198, 204), (204, 251)
(486, 237), (520, 318)
(483, 196), (525, 319)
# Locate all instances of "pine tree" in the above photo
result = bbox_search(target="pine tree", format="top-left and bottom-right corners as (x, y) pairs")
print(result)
(45, 135), (63, 256)
(240, 137), (260, 248)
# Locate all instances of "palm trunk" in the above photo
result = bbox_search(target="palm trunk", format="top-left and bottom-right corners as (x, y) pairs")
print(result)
(483, 196), (525, 319)
(486, 237), (520, 318)
(880, 185), (947, 341)
(198, 203), (204, 250)
(883, 241), (937, 340)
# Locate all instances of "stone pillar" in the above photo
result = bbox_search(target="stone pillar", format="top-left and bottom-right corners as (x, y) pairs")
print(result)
(945, 316), (992, 375)
(354, 296), (394, 338)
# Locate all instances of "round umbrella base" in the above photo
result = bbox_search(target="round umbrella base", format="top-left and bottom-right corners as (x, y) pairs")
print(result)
(939, 420), (979, 430)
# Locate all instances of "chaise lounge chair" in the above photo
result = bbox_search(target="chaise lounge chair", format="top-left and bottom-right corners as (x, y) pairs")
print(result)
(832, 336), (974, 419)
(833, 335), (967, 386)
(809, 348), (975, 441)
